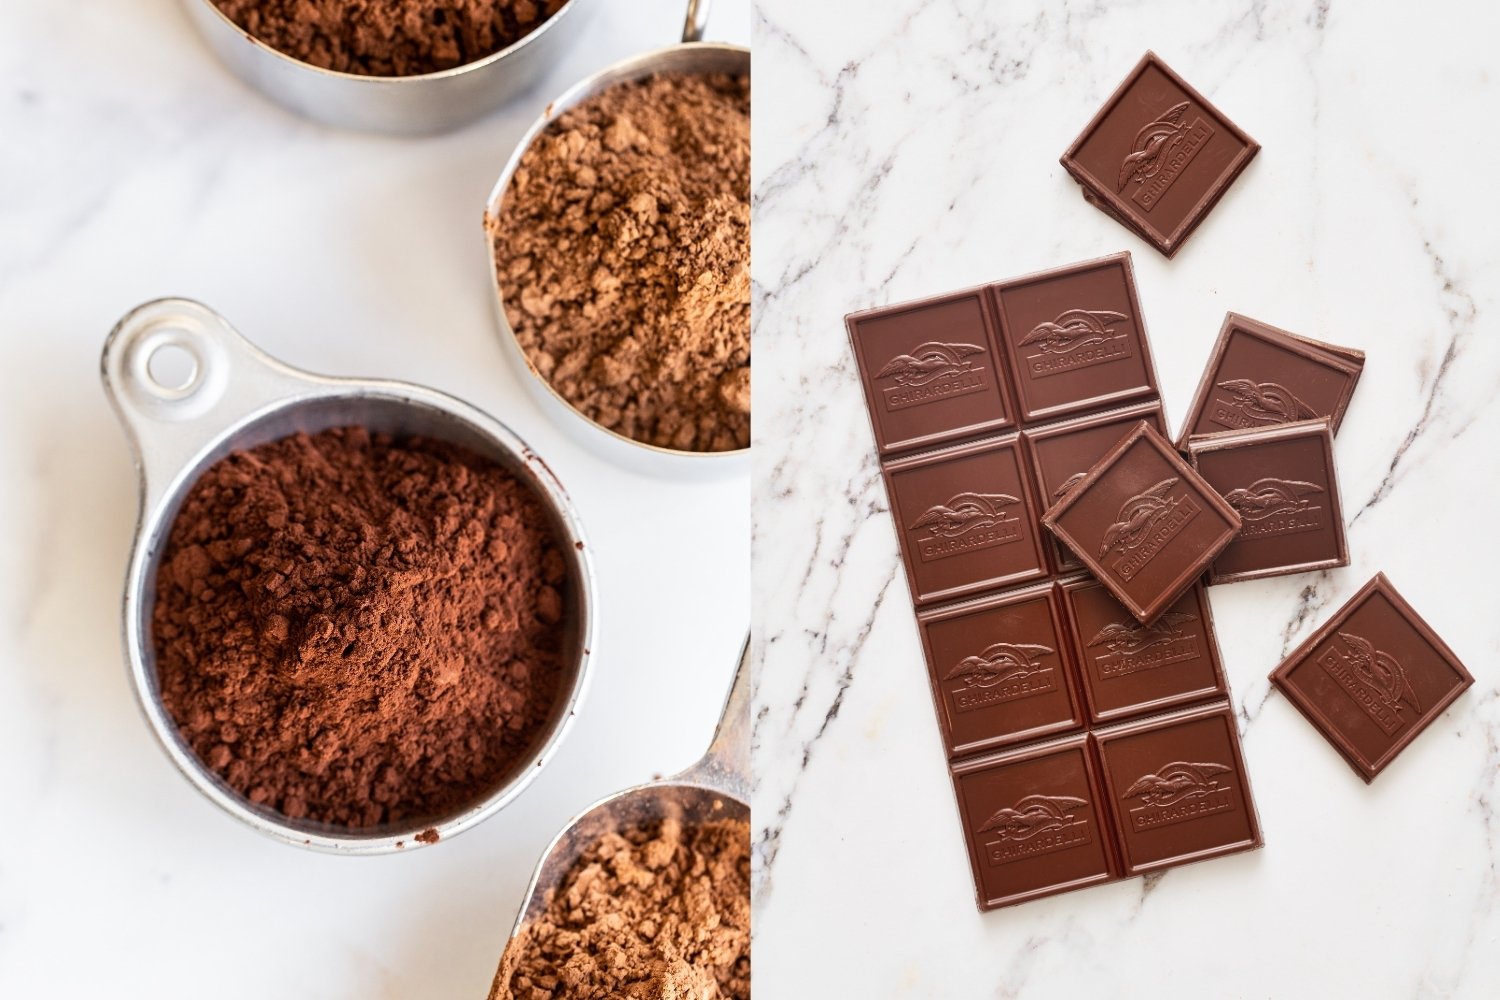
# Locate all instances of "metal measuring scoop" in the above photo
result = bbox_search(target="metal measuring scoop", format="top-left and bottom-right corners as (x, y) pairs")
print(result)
(490, 636), (749, 996)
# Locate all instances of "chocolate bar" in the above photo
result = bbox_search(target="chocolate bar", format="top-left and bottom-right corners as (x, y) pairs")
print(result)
(1186, 418), (1348, 583)
(1060, 575), (1227, 725)
(847, 288), (1016, 456)
(1061, 51), (1259, 257)
(916, 582), (1085, 759)
(1176, 314), (1363, 447)
(1270, 573), (1474, 782)
(1092, 703), (1262, 876)
(882, 435), (1048, 606)
(1023, 402), (1168, 572)
(1042, 421), (1241, 624)
(985, 253), (1162, 424)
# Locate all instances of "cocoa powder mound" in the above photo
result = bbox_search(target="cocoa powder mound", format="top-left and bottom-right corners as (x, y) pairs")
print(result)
(152, 427), (568, 828)
(490, 72), (751, 453)
(495, 818), (751, 1000)
(211, 0), (564, 77)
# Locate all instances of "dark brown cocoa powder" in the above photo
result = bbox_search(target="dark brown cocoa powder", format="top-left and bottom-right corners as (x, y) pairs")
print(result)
(153, 427), (567, 828)
(211, 0), (565, 77)
(495, 818), (751, 1000)
(490, 72), (751, 453)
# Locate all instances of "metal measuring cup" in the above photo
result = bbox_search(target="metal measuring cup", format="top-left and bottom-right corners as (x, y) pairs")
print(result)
(181, 0), (592, 134)
(483, 0), (750, 477)
(490, 634), (749, 996)
(101, 298), (596, 853)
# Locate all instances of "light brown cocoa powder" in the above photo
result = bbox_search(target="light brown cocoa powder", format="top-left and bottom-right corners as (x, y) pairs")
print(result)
(490, 72), (751, 453)
(211, 0), (564, 77)
(495, 818), (751, 1000)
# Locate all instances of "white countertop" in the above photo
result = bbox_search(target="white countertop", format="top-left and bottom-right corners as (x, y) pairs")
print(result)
(753, 1), (1500, 996)
(0, 1), (749, 996)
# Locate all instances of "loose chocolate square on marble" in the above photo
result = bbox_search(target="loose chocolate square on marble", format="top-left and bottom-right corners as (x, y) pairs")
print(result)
(883, 436), (1049, 606)
(1060, 51), (1259, 258)
(847, 288), (1016, 456)
(1176, 313), (1364, 447)
(1187, 418), (1348, 584)
(1023, 402), (1167, 572)
(1042, 422), (1241, 625)
(1061, 575), (1227, 725)
(917, 582), (1085, 759)
(950, 735), (1118, 910)
(1092, 703), (1262, 876)
(1270, 573), (1474, 783)
(987, 253), (1162, 424)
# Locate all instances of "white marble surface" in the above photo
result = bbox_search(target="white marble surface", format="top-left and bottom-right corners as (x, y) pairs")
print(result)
(0, 1), (749, 996)
(753, 1), (1500, 996)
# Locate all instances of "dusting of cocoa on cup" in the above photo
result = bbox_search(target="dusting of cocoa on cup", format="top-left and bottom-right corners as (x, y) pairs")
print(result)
(209, 0), (566, 77)
(152, 426), (570, 829)
(489, 71), (751, 454)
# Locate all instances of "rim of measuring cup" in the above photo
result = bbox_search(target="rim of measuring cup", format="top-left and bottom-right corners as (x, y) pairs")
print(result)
(187, 0), (589, 84)
(102, 298), (597, 854)
(483, 40), (751, 474)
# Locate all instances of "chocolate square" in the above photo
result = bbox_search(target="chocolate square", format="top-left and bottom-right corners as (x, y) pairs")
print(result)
(883, 436), (1048, 606)
(987, 253), (1162, 424)
(1270, 573), (1474, 782)
(1092, 703), (1262, 876)
(1042, 422), (1241, 624)
(1176, 314), (1363, 447)
(848, 289), (1016, 455)
(917, 582), (1085, 758)
(1061, 52), (1259, 257)
(1187, 418), (1349, 583)
(1061, 575), (1227, 725)
(950, 736), (1118, 909)
(1023, 402), (1167, 572)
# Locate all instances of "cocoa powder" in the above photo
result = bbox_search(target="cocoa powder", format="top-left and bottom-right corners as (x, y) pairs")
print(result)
(211, 0), (564, 77)
(495, 818), (751, 1000)
(490, 72), (751, 453)
(152, 427), (568, 828)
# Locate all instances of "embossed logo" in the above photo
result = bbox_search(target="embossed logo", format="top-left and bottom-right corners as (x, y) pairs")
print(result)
(1210, 379), (1316, 431)
(875, 341), (989, 411)
(1018, 309), (1133, 379)
(1087, 612), (1199, 679)
(1224, 477), (1324, 540)
(1099, 478), (1200, 581)
(1117, 101), (1215, 211)
(1123, 761), (1234, 831)
(910, 492), (1022, 562)
(978, 794), (1091, 866)
(1316, 632), (1421, 736)
(1052, 472), (1088, 503)
(945, 642), (1056, 713)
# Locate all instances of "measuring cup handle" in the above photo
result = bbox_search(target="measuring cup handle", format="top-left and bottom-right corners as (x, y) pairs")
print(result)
(683, 633), (751, 800)
(100, 298), (307, 510)
(681, 0), (713, 43)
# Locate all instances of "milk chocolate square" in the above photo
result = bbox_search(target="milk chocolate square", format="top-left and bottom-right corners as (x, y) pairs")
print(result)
(883, 436), (1048, 606)
(1092, 703), (1262, 876)
(1176, 314), (1363, 447)
(848, 289), (1016, 456)
(917, 582), (1085, 759)
(1187, 419), (1348, 584)
(987, 253), (1162, 424)
(1023, 402), (1167, 572)
(950, 736), (1118, 910)
(1061, 575), (1227, 725)
(1061, 52), (1259, 257)
(1270, 573), (1474, 782)
(1042, 422), (1241, 624)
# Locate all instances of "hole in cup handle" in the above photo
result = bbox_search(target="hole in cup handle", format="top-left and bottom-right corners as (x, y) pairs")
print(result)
(100, 298), (301, 500)
(681, 0), (712, 43)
